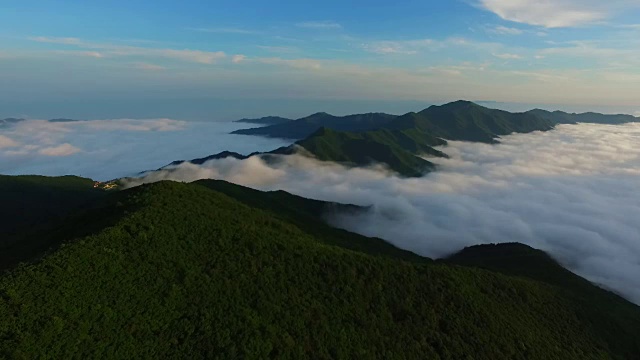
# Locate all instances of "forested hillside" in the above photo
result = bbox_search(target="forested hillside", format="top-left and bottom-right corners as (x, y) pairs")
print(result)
(0, 177), (639, 359)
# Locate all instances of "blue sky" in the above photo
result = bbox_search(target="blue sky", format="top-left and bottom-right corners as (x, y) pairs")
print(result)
(1, 0), (639, 119)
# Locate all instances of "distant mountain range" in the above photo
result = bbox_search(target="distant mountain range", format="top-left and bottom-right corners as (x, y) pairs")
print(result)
(232, 112), (397, 139)
(526, 109), (638, 125)
(232, 101), (638, 140)
(233, 116), (292, 125)
(48, 118), (82, 123)
(0, 117), (82, 126)
(171, 101), (571, 176)
(0, 118), (25, 128)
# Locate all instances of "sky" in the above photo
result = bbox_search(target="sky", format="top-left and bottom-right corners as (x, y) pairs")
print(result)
(1, 0), (640, 120)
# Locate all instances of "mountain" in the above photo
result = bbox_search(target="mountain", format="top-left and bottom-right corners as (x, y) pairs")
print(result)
(0, 118), (25, 127)
(295, 127), (447, 176)
(170, 101), (638, 177)
(231, 101), (559, 143)
(167, 126), (447, 177)
(446, 243), (640, 358)
(526, 109), (639, 125)
(0, 175), (639, 359)
(232, 112), (398, 139)
(0, 175), (110, 268)
(387, 100), (556, 143)
(166, 151), (250, 167)
(233, 116), (293, 126)
(200, 101), (551, 177)
(48, 118), (82, 123)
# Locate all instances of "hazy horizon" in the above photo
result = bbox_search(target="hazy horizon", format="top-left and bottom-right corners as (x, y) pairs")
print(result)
(2, 98), (638, 122)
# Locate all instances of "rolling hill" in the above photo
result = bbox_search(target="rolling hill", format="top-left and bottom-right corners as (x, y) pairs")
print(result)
(0, 176), (639, 359)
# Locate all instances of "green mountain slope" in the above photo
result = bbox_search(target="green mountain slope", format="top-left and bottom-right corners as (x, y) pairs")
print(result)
(295, 127), (447, 177)
(194, 179), (424, 261)
(446, 243), (640, 358)
(388, 101), (556, 143)
(0, 178), (639, 359)
(232, 112), (398, 139)
(0, 175), (110, 267)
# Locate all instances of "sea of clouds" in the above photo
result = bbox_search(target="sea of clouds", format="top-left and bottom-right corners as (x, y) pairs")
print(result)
(2, 118), (639, 304)
(125, 123), (640, 305)
(0, 119), (290, 180)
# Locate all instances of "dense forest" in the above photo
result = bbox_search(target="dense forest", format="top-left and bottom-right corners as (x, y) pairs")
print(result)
(0, 176), (639, 359)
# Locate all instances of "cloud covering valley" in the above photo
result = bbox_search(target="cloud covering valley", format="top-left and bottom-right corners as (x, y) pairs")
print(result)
(2, 117), (640, 304)
(126, 123), (640, 304)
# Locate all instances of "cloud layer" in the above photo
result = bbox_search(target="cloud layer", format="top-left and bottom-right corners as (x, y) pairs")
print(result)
(0, 119), (290, 180)
(478, 0), (639, 28)
(126, 123), (640, 304)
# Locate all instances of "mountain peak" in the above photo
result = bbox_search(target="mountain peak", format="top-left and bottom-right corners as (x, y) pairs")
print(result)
(423, 100), (484, 112)
(442, 100), (482, 108)
(306, 111), (333, 118)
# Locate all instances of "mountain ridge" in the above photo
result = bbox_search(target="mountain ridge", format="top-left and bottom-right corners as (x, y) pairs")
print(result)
(170, 101), (557, 176)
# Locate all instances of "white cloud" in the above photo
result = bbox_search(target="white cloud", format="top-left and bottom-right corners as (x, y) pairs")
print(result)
(49, 50), (105, 59)
(493, 52), (523, 59)
(134, 62), (166, 71)
(427, 67), (463, 76)
(38, 143), (81, 156)
(362, 37), (505, 56)
(362, 39), (435, 55)
(232, 54), (247, 64)
(477, 0), (639, 28)
(506, 70), (568, 82)
(489, 25), (524, 35)
(111, 48), (225, 64)
(29, 36), (83, 45)
(0, 135), (19, 149)
(30, 36), (226, 64)
(188, 27), (255, 34)
(0, 119), (289, 180)
(80, 118), (187, 132)
(124, 123), (640, 305)
(538, 40), (640, 70)
(296, 21), (342, 29)
(257, 57), (323, 70)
